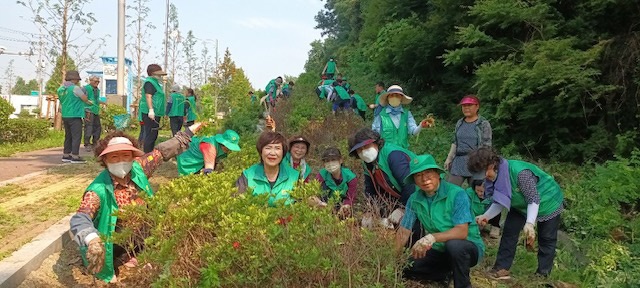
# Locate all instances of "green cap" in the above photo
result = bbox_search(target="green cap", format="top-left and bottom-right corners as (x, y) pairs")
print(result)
(215, 130), (241, 152)
(404, 154), (445, 184)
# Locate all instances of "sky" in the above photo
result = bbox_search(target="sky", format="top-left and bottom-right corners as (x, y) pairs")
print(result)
(0, 0), (325, 91)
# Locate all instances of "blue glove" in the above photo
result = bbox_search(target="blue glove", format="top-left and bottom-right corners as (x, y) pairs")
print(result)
(203, 168), (214, 175)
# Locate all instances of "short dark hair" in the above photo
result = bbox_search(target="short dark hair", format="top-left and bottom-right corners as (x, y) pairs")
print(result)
(288, 81), (295, 86)
(256, 131), (288, 162)
(276, 76), (283, 80)
(146, 64), (162, 76)
(472, 179), (484, 188)
(94, 131), (139, 168)
(376, 81), (385, 88)
(348, 128), (384, 158)
(468, 147), (501, 173)
(348, 89), (355, 95)
(322, 147), (342, 162)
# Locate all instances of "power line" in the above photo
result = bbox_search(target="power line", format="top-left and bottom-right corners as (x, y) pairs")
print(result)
(0, 35), (35, 44)
(0, 26), (43, 37)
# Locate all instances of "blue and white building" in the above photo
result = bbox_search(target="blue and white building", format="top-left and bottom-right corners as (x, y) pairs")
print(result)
(86, 56), (135, 113)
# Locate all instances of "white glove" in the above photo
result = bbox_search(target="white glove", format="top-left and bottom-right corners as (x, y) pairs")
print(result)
(379, 218), (395, 229)
(361, 215), (374, 229)
(388, 208), (405, 225)
(148, 108), (155, 119)
(475, 215), (489, 227)
(411, 234), (436, 259)
(523, 222), (535, 245)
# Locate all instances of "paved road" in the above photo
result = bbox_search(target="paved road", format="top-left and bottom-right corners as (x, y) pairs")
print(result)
(0, 147), (92, 182)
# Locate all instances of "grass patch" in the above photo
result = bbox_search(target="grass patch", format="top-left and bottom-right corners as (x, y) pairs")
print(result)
(0, 208), (24, 238)
(0, 130), (65, 157)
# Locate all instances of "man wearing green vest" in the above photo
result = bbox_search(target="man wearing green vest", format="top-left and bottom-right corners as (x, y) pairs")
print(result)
(331, 81), (352, 115)
(468, 147), (564, 280)
(349, 89), (367, 120)
(166, 84), (186, 136)
(372, 85), (433, 149)
(265, 76), (283, 110)
(83, 76), (105, 151)
(314, 147), (357, 218)
(139, 64), (167, 153)
(249, 91), (257, 104)
(368, 81), (386, 117)
(282, 81), (294, 98)
(58, 70), (94, 164)
(348, 128), (418, 229)
(395, 154), (484, 288)
(177, 129), (241, 176)
(69, 122), (204, 283)
(322, 58), (339, 79)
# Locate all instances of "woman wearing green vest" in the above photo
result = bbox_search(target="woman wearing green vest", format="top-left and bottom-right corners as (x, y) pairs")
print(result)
(166, 84), (186, 136)
(348, 128), (417, 229)
(395, 154), (484, 288)
(235, 131), (300, 207)
(349, 89), (368, 120)
(466, 179), (501, 239)
(331, 81), (352, 115)
(139, 64), (167, 153)
(371, 85), (433, 149)
(283, 136), (313, 182)
(185, 88), (197, 126)
(69, 122), (203, 283)
(322, 58), (339, 79)
(468, 147), (564, 280)
(314, 147), (357, 218)
(177, 129), (241, 176)
(444, 95), (492, 187)
(83, 76), (104, 151)
(58, 70), (94, 163)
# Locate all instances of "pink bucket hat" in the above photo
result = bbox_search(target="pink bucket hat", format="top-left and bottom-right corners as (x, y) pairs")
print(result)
(459, 95), (480, 105)
(99, 137), (144, 157)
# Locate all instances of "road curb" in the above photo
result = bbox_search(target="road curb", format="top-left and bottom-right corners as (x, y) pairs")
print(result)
(0, 214), (72, 288)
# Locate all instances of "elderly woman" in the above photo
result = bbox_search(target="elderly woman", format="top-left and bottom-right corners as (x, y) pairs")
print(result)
(236, 131), (300, 207)
(283, 136), (313, 182)
(315, 147), (357, 218)
(372, 85), (432, 149)
(444, 95), (492, 186)
(468, 147), (564, 280)
(184, 88), (197, 126)
(69, 122), (203, 283)
(395, 154), (484, 288)
(348, 128), (417, 228)
(166, 84), (186, 136)
(177, 129), (241, 175)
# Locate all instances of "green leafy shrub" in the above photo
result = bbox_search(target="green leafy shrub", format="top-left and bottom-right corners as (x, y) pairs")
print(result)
(18, 109), (34, 118)
(100, 104), (129, 131)
(222, 101), (262, 135)
(0, 118), (51, 144)
(0, 97), (14, 128)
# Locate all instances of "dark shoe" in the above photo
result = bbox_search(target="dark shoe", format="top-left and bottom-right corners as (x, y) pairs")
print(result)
(70, 157), (87, 164)
(488, 268), (511, 280)
(62, 155), (72, 163)
(85, 145), (93, 152)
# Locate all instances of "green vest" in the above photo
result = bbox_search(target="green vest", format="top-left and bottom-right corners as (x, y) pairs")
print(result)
(80, 162), (152, 282)
(334, 85), (351, 100)
(139, 77), (166, 116)
(353, 94), (367, 111)
(242, 162), (299, 207)
(265, 79), (278, 99)
(319, 167), (356, 198)
(409, 181), (484, 262)
(168, 92), (186, 117)
(186, 96), (197, 121)
(379, 109), (410, 149)
(84, 84), (100, 115)
(374, 90), (386, 105)
(176, 136), (227, 175)
(326, 61), (336, 73)
(283, 153), (312, 181)
(58, 84), (85, 118)
(464, 187), (490, 217)
(507, 160), (564, 217)
(362, 143), (418, 195)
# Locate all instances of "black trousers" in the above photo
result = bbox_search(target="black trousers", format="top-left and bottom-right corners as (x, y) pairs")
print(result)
(142, 113), (160, 153)
(83, 111), (102, 146)
(63, 117), (83, 156)
(138, 123), (146, 148)
(494, 209), (560, 276)
(405, 239), (479, 288)
(169, 116), (183, 136)
(358, 110), (366, 120)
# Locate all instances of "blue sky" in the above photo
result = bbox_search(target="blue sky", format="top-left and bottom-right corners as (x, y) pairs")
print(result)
(0, 0), (324, 91)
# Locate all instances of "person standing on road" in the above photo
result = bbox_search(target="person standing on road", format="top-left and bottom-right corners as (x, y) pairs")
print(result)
(83, 76), (105, 152)
(69, 122), (204, 283)
(139, 64), (167, 153)
(166, 84), (186, 136)
(58, 70), (94, 164)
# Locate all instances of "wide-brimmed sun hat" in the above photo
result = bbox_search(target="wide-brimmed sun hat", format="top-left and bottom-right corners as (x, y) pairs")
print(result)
(99, 137), (144, 157)
(379, 85), (413, 106)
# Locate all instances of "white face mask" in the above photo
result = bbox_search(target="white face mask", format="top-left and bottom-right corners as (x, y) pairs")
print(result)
(388, 97), (402, 107)
(324, 161), (341, 173)
(358, 147), (378, 163)
(107, 161), (133, 179)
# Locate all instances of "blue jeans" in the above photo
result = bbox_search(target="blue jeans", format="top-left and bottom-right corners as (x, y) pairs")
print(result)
(332, 99), (351, 112)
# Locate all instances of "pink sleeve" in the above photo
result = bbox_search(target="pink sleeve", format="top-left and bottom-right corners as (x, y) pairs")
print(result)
(343, 178), (358, 206)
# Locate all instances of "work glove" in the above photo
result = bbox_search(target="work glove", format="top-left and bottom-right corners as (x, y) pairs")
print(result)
(444, 158), (453, 171)
(523, 222), (536, 246)
(368, 104), (376, 109)
(307, 196), (327, 208)
(412, 234), (436, 259)
(388, 208), (405, 225)
(188, 122), (204, 134)
(86, 237), (105, 274)
(337, 204), (351, 219)
(475, 215), (489, 227)
(379, 218), (394, 229)
(148, 108), (155, 119)
(265, 116), (276, 132)
(361, 214), (374, 229)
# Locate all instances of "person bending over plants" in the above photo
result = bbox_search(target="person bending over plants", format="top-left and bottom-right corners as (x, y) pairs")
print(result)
(395, 155), (485, 288)
(314, 147), (358, 218)
(235, 131), (300, 207)
(283, 135), (313, 182)
(69, 122), (204, 283)
(468, 147), (564, 280)
(466, 178), (501, 239)
(177, 129), (241, 176)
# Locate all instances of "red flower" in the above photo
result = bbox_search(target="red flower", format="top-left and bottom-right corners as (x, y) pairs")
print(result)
(233, 241), (241, 249)
(276, 215), (294, 226)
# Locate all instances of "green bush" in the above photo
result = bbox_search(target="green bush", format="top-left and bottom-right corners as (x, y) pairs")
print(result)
(0, 118), (51, 144)
(18, 109), (34, 118)
(0, 97), (14, 128)
(100, 104), (129, 131)
(222, 101), (262, 135)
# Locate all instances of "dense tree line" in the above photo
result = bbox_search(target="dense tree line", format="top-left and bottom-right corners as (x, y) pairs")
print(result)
(303, 0), (640, 162)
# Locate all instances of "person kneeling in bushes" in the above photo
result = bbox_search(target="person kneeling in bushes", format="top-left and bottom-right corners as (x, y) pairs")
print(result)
(283, 135), (313, 182)
(466, 178), (501, 239)
(69, 122), (204, 283)
(235, 131), (300, 207)
(312, 147), (357, 218)
(177, 129), (241, 176)
(395, 155), (485, 288)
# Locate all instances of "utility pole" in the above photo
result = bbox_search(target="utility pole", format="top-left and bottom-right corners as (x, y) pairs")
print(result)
(117, 0), (126, 101)
(163, 0), (170, 100)
(214, 39), (219, 117)
(37, 34), (44, 117)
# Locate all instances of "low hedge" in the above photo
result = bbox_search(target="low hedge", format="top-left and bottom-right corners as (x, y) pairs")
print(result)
(0, 118), (51, 144)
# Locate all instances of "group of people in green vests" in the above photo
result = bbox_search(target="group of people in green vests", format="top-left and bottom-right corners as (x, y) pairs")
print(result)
(259, 76), (296, 111)
(67, 62), (565, 287)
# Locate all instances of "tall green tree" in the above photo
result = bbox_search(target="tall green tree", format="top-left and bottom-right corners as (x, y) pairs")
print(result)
(11, 77), (39, 95)
(45, 55), (77, 96)
(182, 30), (199, 88)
